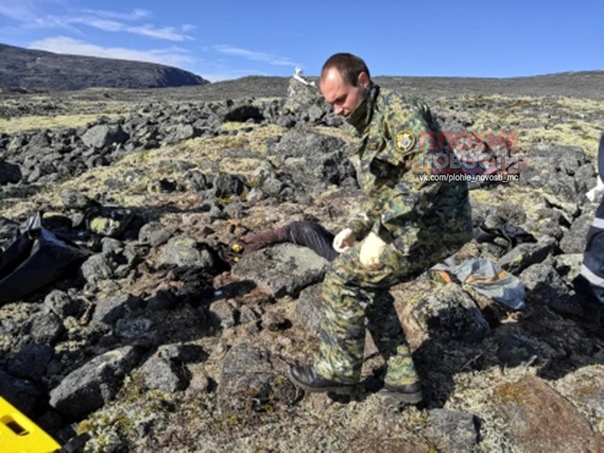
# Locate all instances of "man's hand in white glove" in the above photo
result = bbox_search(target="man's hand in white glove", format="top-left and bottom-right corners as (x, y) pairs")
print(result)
(333, 228), (356, 253)
(359, 232), (387, 269)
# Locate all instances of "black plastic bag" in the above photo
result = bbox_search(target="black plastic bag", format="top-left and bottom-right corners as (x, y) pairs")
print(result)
(0, 213), (91, 303)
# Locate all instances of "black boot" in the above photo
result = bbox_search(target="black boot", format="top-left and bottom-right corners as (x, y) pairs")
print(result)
(379, 382), (423, 404)
(288, 365), (354, 394)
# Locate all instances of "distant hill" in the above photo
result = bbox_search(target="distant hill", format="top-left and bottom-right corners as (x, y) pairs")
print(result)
(0, 43), (210, 92)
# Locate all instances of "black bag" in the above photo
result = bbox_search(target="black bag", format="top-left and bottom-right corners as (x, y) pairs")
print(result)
(0, 213), (91, 303)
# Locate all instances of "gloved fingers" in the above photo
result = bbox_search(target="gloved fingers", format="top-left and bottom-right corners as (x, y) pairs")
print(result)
(333, 240), (350, 253)
(333, 228), (356, 253)
(359, 232), (387, 269)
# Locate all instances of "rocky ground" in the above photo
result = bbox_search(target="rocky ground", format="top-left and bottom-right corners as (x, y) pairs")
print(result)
(0, 73), (603, 452)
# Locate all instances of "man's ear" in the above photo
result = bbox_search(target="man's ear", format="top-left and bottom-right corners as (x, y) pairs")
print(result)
(358, 71), (370, 89)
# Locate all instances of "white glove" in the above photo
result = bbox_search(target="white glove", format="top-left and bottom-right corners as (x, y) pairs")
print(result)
(586, 176), (604, 202)
(333, 228), (356, 253)
(359, 232), (387, 269)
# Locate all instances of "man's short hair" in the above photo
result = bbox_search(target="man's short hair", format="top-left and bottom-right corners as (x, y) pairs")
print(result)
(320, 53), (370, 86)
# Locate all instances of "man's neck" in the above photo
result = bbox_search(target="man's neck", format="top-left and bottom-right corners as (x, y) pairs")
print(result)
(345, 83), (378, 133)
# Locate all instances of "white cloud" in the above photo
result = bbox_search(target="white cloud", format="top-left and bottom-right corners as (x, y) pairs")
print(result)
(84, 19), (124, 32)
(214, 45), (298, 67)
(0, 0), (38, 21)
(28, 36), (195, 68)
(77, 8), (151, 21)
(1, 4), (193, 42)
(127, 25), (192, 42)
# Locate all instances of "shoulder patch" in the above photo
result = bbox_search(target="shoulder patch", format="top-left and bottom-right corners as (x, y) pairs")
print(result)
(395, 130), (416, 153)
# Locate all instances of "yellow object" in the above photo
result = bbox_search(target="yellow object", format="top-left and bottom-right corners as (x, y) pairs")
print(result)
(231, 243), (243, 253)
(0, 397), (61, 453)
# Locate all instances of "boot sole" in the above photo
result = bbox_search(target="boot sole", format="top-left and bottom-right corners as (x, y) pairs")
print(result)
(288, 369), (354, 394)
(380, 389), (423, 404)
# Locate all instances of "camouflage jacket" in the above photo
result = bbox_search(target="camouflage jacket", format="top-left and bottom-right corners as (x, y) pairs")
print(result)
(345, 83), (472, 256)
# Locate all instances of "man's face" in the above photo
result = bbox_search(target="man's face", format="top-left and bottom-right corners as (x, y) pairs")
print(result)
(320, 68), (368, 117)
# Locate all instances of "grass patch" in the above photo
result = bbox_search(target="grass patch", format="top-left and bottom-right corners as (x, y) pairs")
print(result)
(0, 113), (121, 133)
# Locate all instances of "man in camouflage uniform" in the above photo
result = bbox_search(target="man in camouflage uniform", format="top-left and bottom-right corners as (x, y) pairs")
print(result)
(288, 53), (473, 404)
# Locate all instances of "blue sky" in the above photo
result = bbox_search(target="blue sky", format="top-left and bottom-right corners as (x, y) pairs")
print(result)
(0, 0), (601, 82)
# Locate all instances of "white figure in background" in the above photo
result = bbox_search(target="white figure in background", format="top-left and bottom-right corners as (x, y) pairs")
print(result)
(293, 67), (315, 87)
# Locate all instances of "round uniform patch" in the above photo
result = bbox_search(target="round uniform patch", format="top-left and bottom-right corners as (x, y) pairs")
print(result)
(395, 130), (416, 153)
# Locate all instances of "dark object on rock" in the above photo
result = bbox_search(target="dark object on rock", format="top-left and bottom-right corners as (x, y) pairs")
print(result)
(0, 212), (91, 303)
(84, 206), (134, 238)
(474, 221), (536, 252)
(0, 158), (22, 184)
(243, 220), (337, 261)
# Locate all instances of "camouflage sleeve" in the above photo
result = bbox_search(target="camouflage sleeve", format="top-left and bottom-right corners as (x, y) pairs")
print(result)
(346, 201), (375, 239)
(371, 103), (442, 245)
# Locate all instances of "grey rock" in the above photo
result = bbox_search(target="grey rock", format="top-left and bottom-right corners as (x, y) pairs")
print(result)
(44, 289), (82, 318)
(223, 103), (264, 123)
(519, 145), (595, 203)
(403, 283), (490, 344)
(559, 207), (596, 254)
(165, 123), (202, 143)
(138, 221), (172, 247)
(60, 188), (96, 210)
(582, 392), (604, 418)
(233, 243), (330, 298)
(520, 262), (576, 314)
(554, 253), (583, 280)
(92, 294), (144, 326)
(114, 317), (153, 339)
(284, 76), (321, 112)
(0, 369), (43, 414)
(239, 305), (260, 325)
(498, 239), (555, 275)
(81, 253), (115, 283)
(495, 333), (539, 367)
(209, 300), (237, 329)
(213, 172), (245, 198)
(21, 312), (64, 345)
(160, 236), (216, 269)
(101, 237), (123, 254)
(157, 343), (207, 363)
(187, 171), (213, 191)
(49, 346), (142, 418)
(293, 283), (323, 335)
(260, 310), (289, 331)
(140, 355), (188, 392)
(81, 124), (129, 149)
(268, 130), (356, 193)
(7, 343), (54, 380)
(426, 409), (479, 453)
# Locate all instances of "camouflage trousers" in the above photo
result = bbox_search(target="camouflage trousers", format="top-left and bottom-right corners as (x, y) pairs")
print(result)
(314, 233), (469, 387)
